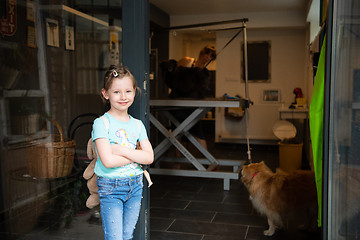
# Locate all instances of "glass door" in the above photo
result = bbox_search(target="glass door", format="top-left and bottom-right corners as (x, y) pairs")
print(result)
(0, 0), (122, 239)
(327, 0), (360, 239)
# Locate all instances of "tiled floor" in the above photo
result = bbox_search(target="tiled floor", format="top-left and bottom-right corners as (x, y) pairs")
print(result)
(4, 142), (321, 240)
(149, 144), (321, 240)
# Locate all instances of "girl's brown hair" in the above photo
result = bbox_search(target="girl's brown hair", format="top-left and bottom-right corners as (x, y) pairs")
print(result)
(101, 65), (141, 103)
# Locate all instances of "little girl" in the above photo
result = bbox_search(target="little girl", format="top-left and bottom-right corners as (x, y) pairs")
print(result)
(92, 65), (154, 240)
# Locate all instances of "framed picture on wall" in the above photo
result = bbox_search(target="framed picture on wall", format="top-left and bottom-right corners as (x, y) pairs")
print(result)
(262, 89), (280, 103)
(242, 41), (271, 83)
(46, 18), (59, 47)
(65, 26), (75, 50)
(27, 26), (36, 48)
(26, 0), (35, 22)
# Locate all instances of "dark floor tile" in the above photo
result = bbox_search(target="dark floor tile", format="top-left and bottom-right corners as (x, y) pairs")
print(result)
(150, 217), (174, 231)
(257, 228), (321, 240)
(223, 193), (252, 205)
(36, 210), (70, 231)
(246, 226), (268, 239)
(192, 192), (228, 202)
(151, 208), (215, 222)
(14, 212), (104, 240)
(0, 232), (22, 240)
(198, 177), (250, 194)
(203, 234), (245, 240)
(150, 230), (203, 240)
(18, 233), (77, 240)
(200, 179), (231, 193)
(151, 177), (204, 193)
(165, 190), (227, 202)
(225, 179), (249, 192)
(151, 175), (183, 183)
(1, 216), (54, 236)
(213, 212), (267, 227)
(186, 201), (252, 215)
(178, 176), (212, 186)
(164, 190), (199, 200)
(149, 188), (169, 199)
(168, 219), (247, 238)
(150, 198), (190, 209)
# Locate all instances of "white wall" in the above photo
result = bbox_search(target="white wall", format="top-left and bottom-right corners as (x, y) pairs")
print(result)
(306, 0), (321, 44)
(215, 28), (307, 142)
(170, 11), (306, 30)
(216, 28), (307, 103)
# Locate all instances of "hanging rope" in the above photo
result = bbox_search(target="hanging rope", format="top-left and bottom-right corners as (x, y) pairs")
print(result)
(241, 21), (252, 163)
(207, 20), (252, 163)
(205, 28), (243, 68)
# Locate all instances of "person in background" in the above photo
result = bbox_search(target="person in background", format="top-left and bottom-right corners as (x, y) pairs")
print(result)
(92, 65), (154, 240)
(161, 46), (216, 167)
(166, 45), (216, 99)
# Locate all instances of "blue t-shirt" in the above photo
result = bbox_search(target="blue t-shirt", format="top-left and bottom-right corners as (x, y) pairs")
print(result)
(91, 112), (148, 178)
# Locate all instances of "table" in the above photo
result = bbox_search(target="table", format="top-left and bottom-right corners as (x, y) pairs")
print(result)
(149, 98), (245, 190)
(278, 107), (308, 120)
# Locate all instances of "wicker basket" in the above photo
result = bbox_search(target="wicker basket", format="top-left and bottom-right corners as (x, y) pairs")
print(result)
(26, 120), (76, 179)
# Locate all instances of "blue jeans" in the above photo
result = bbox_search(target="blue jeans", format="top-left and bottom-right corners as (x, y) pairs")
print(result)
(97, 174), (143, 240)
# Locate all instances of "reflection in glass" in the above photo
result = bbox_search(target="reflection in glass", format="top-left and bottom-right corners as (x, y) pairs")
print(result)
(328, 0), (360, 238)
(0, 1), (122, 238)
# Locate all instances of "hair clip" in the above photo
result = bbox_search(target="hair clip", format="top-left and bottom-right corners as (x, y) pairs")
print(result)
(113, 70), (119, 77)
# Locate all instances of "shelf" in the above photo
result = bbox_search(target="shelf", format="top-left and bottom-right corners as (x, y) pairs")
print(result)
(3, 89), (45, 98)
(278, 107), (309, 120)
(7, 131), (50, 147)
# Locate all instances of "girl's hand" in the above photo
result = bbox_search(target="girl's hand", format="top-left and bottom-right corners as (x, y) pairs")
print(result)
(95, 138), (133, 168)
(113, 139), (154, 165)
(111, 144), (128, 156)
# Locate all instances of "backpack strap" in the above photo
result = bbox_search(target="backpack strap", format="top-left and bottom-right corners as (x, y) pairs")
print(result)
(133, 118), (153, 187)
(134, 118), (141, 133)
(101, 114), (140, 134)
(99, 115), (109, 133)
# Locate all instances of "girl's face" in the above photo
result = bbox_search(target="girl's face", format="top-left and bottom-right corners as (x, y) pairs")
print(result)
(102, 76), (135, 113)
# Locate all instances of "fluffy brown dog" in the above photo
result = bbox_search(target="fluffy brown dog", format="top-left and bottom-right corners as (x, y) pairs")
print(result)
(241, 161), (318, 236)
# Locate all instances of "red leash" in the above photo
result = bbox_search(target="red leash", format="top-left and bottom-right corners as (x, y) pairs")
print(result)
(250, 172), (259, 182)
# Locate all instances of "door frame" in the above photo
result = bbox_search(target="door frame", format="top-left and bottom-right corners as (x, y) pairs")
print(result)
(122, 0), (150, 239)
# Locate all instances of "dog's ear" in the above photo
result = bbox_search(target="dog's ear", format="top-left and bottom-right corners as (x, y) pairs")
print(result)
(241, 162), (252, 171)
